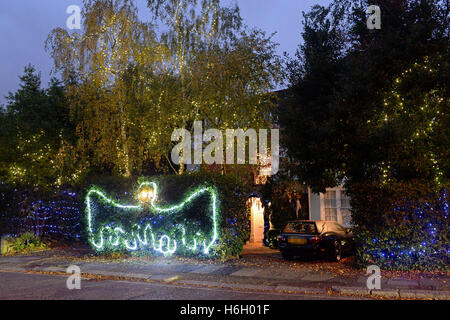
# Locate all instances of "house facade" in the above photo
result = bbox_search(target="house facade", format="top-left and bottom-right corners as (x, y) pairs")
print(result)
(308, 186), (352, 227)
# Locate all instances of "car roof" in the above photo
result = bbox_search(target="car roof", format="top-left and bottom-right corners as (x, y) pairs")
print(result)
(287, 220), (328, 224)
(285, 220), (344, 231)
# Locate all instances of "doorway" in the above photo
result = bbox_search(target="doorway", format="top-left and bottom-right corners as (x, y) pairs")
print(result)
(247, 197), (265, 246)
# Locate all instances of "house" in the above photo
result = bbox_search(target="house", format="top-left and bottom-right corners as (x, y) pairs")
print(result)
(185, 90), (353, 246)
(272, 89), (353, 228)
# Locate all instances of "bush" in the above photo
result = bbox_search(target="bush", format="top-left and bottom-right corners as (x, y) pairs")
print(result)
(264, 229), (280, 249)
(4, 232), (47, 254)
(261, 175), (304, 230)
(83, 171), (251, 259)
(0, 184), (17, 237)
(0, 184), (83, 241)
(347, 182), (449, 271)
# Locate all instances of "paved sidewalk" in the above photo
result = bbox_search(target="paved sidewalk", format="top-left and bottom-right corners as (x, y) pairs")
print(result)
(0, 250), (448, 300)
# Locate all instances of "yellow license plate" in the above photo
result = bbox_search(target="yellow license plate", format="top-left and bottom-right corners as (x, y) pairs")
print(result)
(288, 238), (307, 245)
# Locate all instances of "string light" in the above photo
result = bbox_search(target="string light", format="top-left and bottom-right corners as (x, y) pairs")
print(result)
(85, 181), (219, 256)
(2, 189), (81, 239)
(363, 189), (448, 268)
(377, 57), (446, 186)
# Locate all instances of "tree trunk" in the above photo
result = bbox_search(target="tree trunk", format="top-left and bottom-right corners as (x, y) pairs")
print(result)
(119, 102), (131, 177)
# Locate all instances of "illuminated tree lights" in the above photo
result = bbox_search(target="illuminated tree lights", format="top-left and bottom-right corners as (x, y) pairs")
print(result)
(85, 182), (219, 256)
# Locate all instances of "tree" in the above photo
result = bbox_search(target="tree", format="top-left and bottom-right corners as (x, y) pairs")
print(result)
(46, 0), (169, 177)
(280, 4), (347, 193)
(46, 0), (283, 178)
(281, 0), (449, 269)
(147, 0), (283, 173)
(281, 0), (449, 193)
(0, 65), (74, 189)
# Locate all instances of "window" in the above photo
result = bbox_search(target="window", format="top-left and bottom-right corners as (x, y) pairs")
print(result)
(320, 188), (352, 226)
(284, 222), (317, 234)
(325, 190), (337, 221)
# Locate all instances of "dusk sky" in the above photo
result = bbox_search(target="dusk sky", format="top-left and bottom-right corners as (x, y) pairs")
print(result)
(0, 0), (331, 105)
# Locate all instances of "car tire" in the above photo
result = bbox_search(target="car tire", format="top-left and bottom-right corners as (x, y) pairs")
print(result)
(331, 240), (343, 262)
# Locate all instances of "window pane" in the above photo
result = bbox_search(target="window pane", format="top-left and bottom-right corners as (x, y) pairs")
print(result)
(325, 190), (337, 221)
(325, 208), (337, 221)
(325, 190), (336, 208)
(284, 222), (317, 234)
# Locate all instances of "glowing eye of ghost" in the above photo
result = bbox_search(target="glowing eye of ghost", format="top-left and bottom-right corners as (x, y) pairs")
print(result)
(85, 181), (219, 256)
(138, 187), (154, 203)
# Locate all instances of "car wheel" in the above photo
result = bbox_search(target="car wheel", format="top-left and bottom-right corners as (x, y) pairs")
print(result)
(331, 241), (342, 262)
(281, 252), (293, 260)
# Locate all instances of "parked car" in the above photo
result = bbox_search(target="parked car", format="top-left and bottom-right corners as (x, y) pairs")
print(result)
(278, 220), (354, 261)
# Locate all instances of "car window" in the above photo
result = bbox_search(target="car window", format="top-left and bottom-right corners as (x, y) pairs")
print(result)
(284, 222), (317, 234)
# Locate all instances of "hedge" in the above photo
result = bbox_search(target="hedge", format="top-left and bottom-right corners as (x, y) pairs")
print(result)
(347, 181), (449, 271)
(81, 171), (251, 259)
(0, 184), (83, 241)
(1, 171), (251, 259)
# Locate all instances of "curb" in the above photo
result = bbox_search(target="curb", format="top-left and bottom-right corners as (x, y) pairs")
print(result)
(331, 286), (371, 296)
(371, 289), (400, 298)
(275, 285), (328, 295)
(1, 265), (449, 300)
(176, 279), (329, 295)
(331, 285), (450, 300)
(398, 289), (450, 300)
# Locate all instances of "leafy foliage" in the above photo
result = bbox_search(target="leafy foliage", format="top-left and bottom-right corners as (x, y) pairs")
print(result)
(0, 183), (83, 241)
(281, 0), (449, 269)
(264, 229), (280, 249)
(3, 232), (48, 254)
(152, 171), (251, 258)
(45, 0), (282, 177)
(261, 173), (304, 230)
(281, 0), (449, 192)
(82, 171), (251, 258)
(0, 66), (75, 190)
(46, 0), (168, 177)
(349, 182), (449, 270)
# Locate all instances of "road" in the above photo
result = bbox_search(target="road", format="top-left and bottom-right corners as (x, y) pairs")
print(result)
(0, 271), (351, 300)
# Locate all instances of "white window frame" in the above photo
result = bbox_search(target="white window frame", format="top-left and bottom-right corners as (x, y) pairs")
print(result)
(319, 186), (350, 225)
(324, 189), (338, 222)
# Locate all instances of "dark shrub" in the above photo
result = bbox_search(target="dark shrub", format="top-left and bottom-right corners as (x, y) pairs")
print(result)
(347, 181), (449, 271)
(0, 183), (83, 241)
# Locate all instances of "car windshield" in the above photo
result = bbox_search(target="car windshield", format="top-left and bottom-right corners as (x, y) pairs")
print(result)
(284, 222), (317, 234)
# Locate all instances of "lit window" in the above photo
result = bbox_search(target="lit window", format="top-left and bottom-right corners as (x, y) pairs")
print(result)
(325, 190), (337, 221)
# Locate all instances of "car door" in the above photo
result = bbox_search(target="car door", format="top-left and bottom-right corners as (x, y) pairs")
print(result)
(317, 222), (339, 251)
(330, 222), (353, 254)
